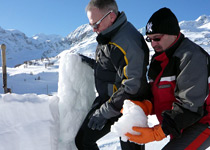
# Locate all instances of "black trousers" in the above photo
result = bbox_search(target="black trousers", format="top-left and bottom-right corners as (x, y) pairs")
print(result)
(75, 106), (145, 150)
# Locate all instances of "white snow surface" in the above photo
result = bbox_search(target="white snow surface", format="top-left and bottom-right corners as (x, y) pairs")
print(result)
(0, 93), (59, 150)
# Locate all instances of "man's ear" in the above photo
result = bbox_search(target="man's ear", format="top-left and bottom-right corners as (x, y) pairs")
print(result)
(110, 12), (117, 23)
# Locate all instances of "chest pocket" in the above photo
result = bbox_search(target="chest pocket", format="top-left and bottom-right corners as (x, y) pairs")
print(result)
(157, 78), (176, 104)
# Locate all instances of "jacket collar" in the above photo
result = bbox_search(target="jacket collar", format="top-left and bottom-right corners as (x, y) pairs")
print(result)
(153, 33), (184, 61)
(96, 11), (127, 44)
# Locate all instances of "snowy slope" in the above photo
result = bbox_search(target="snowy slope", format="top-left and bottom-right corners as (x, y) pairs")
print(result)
(0, 15), (209, 150)
(180, 15), (210, 53)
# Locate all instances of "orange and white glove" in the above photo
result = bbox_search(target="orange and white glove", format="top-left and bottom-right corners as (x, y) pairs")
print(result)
(125, 124), (166, 144)
(121, 100), (152, 116)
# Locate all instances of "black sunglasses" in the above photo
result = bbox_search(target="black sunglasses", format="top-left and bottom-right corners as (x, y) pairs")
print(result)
(89, 10), (113, 29)
(145, 35), (164, 42)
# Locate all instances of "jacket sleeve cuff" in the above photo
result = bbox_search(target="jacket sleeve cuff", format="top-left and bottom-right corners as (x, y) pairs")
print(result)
(99, 101), (121, 119)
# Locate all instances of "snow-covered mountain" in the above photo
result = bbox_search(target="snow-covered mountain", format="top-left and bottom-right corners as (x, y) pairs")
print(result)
(0, 24), (96, 67)
(0, 15), (210, 67)
(179, 15), (210, 53)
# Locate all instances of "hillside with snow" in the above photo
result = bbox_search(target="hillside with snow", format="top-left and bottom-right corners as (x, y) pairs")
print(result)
(0, 24), (96, 67)
(179, 15), (210, 53)
(0, 15), (210, 150)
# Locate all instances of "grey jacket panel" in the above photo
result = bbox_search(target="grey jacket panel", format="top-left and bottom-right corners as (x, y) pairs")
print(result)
(174, 38), (209, 112)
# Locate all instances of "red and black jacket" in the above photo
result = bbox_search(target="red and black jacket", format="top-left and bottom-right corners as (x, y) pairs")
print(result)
(148, 33), (210, 138)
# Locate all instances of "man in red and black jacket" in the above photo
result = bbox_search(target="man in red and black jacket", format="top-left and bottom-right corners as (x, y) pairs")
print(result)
(126, 7), (210, 150)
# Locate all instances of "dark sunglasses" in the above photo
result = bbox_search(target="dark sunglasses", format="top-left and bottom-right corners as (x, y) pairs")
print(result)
(145, 35), (164, 42)
(89, 10), (113, 29)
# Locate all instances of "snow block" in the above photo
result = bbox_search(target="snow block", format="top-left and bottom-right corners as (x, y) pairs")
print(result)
(58, 53), (96, 150)
(0, 93), (59, 150)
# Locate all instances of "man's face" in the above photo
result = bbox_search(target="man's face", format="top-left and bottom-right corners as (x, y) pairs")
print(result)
(146, 34), (178, 53)
(87, 7), (114, 34)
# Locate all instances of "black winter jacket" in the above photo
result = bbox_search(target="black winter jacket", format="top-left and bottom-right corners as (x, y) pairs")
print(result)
(94, 12), (150, 119)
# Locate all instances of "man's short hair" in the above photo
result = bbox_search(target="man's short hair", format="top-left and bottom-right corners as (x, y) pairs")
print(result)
(86, 0), (118, 15)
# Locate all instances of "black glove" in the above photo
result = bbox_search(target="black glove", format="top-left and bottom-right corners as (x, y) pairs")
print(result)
(88, 109), (107, 130)
(78, 53), (95, 69)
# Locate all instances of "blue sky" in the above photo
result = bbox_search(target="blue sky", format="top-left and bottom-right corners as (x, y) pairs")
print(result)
(0, 0), (209, 37)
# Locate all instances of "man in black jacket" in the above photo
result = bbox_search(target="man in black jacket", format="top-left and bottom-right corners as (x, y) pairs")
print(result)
(126, 7), (210, 150)
(75, 0), (150, 149)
